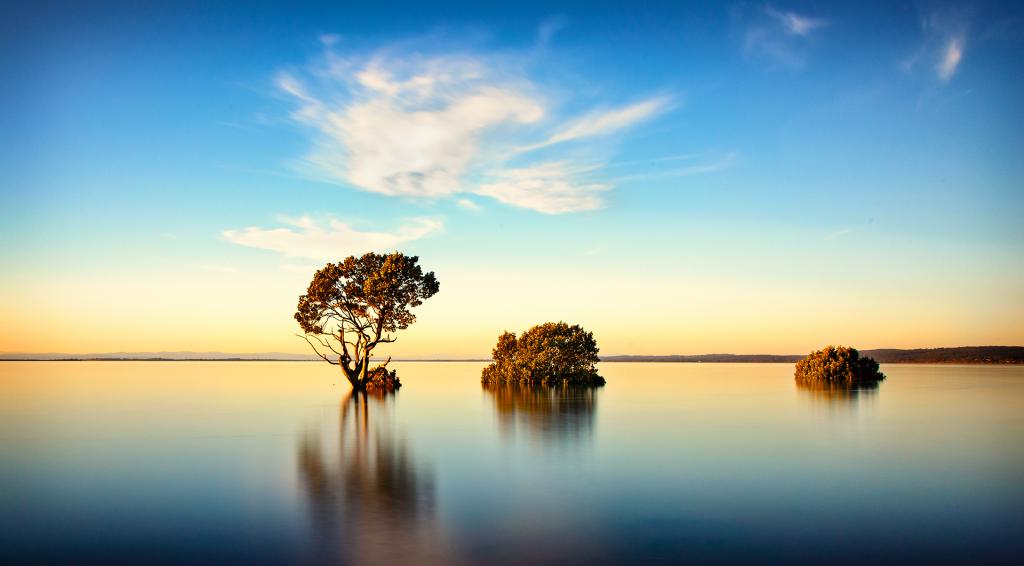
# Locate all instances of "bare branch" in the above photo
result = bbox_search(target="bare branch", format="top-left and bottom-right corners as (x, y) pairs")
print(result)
(312, 335), (344, 359)
(298, 334), (338, 365)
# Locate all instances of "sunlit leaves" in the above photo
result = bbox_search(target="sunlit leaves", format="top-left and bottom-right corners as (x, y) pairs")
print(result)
(481, 322), (605, 386)
(295, 252), (439, 389)
(794, 345), (885, 387)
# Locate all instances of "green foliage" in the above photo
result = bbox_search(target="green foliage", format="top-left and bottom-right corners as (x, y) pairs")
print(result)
(295, 252), (439, 390)
(481, 322), (605, 386)
(794, 345), (885, 388)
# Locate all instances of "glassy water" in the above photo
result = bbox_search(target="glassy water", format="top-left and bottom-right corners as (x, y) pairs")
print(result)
(1, 362), (1022, 564)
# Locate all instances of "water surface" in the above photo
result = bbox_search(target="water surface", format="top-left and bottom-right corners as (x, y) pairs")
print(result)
(1, 362), (1022, 564)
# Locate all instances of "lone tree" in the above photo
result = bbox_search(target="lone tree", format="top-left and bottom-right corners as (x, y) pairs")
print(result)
(794, 345), (885, 388)
(481, 322), (605, 386)
(295, 252), (439, 391)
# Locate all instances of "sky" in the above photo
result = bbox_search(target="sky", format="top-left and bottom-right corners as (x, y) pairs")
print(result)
(1, 0), (1022, 357)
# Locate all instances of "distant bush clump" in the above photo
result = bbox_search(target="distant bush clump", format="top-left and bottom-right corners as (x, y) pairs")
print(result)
(481, 322), (605, 386)
(795, 345), (885, 387)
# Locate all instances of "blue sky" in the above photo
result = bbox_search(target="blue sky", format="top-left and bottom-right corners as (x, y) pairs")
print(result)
(1, 1), (1022, 356)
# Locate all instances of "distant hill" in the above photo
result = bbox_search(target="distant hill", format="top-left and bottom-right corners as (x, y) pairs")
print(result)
(1, 346), (1021, 364)
(601, 346), (1024, 364)
(601, 354), (803, 363)
(858, 346), (1024, 364)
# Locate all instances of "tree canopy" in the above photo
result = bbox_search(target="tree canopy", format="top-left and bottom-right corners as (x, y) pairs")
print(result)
(481, 322), (604, 386)
(295, 252), (439, 390)
(794, 345), (885, 388)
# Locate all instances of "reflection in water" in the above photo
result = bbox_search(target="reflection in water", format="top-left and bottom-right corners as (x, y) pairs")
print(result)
(796, 379), (881, 402)
(482, 382), (600, 444)
(297, 390), (453, 566)
(796, 380), (881, 424)
(1, 363), (1021, 563)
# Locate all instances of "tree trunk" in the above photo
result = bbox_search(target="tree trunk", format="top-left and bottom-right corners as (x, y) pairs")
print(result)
(360, 349), (370, 387)
(341, 359), (362, 389)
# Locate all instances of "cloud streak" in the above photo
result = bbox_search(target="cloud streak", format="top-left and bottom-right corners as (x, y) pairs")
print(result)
(825, 227), (855, 241)
(538, 97), (672, 148)
(473, 162), (610, 214)
(937, 35), (965, 81)
(274, 41), (674, 213)
(608, 151), (738, 183)
(741, 5), (827, 70)
(455, 198), (482, 211)
(903, 9), (969, 83)
(223, 216), (443, 260)
(765, 6), (826, 37)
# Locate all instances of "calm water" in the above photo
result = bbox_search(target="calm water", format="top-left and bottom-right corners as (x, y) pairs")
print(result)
(1, 362), (1022, 564)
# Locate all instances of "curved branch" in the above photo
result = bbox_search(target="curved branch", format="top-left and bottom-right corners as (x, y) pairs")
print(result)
(312, 334), (344, 359)
(298, 334), (339, 365)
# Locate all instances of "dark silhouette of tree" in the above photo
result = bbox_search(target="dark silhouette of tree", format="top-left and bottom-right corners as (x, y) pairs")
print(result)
(295, 252), (439, 390)
(794, 345), (885, 388)
(481, 322), (604, 386)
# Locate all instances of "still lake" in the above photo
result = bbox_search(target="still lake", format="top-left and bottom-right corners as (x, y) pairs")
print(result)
(1, 361), (1022, 564)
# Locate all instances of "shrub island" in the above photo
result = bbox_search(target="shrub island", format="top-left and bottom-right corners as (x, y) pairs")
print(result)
(481, 322), (606, 386)
(794, 345), (885, 389)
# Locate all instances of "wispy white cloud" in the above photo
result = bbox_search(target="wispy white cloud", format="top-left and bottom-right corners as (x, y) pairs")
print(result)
(223, 216), (443, 260)
(473, 162), (610, 214)
(536, 16), (569, 49)
(825, 227), (855, 240)
(608, 151), (738, 183)
(903, 9), (969, 83)
(741, 5), (826, 70)
(455, 198), (482, 211)
(280, 57), (544, 198)
(273, 40), (674, 213)
(538, 97), (673, 147)
(765, 6), (826, 37)
(937, 35), (965, 81)
(664, 152), (737, 176)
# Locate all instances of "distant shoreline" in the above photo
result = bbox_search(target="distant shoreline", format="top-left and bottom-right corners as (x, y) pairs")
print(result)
(2, 346), (1022, 364)
(1, 360), (1021, 365)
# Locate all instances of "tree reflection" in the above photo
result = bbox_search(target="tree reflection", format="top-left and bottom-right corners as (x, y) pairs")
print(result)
(796, 379), (881, 401)
(796, 380), (881, 424)
(482, 382), (600, 444)
(297, 390), (452, 565)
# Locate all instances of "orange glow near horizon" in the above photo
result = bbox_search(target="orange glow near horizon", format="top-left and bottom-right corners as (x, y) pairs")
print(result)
(2, 262), (1021, 357)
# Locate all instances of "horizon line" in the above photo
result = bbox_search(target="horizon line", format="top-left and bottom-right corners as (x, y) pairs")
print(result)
(2, 345), (1021, 362)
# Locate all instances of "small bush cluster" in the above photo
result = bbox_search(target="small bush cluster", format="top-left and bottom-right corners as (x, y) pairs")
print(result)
(481, 322), (605, 386)
(794, 345), (885, 387)
(364, 366), (401, 391)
